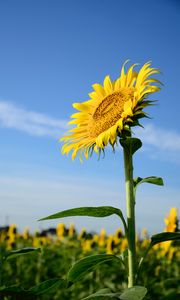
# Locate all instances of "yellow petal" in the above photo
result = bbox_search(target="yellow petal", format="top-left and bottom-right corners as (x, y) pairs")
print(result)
(96, 134), (104, 148)
(94, 145), (99, 153)
(116, 119), (123, 131)
(119, 59), (129, 87)
(88, 91), (100, 101)
(92, 83), (106, 97)
(123, 99), (132, 111)
(114, 78), (121, 91)
(109, 125), (117, 144)
(126, 64), (138, 87)
(73, 101), (93, 112)
(135, 62), (152, 88)
(103, 75), (113, 94)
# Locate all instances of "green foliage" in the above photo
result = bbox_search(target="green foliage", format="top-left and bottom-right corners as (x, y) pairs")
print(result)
(4, 247), (41, 261)
(150, 232), (180, 246)
(0, 285), (33, 298)
(133, 177), (164, 190)
(39, 206), (128, 235)
(120, 137), (142, 155)
(82, 286), (147, 300)
(29, 278), (67, 295)
(82, 288), (121, 299)
(67, 254), (122, 283)
(39, 206), (124, 221)
(0, 279), (66, 298)
(0, 224), (179, 299)
(120, 286), (147, 300)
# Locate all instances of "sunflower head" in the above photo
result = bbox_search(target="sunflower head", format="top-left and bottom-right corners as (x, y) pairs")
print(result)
(164, 208), (178, 232)
(61, 61), (161, 160)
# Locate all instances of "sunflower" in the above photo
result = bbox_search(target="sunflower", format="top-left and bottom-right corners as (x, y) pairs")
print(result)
(61, 61), (161, 160)
(164, 208), (178, 232)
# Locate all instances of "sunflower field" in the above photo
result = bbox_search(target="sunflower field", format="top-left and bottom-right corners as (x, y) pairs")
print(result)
(0, 208), (179, 300)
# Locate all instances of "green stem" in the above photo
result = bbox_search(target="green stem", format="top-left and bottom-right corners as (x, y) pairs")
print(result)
(123, 142), (136, 288)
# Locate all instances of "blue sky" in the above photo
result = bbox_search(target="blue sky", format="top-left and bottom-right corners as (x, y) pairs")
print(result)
(0, 0), (179, 235)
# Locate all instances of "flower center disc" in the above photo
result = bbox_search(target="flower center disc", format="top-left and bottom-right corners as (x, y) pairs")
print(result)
(89, 89), (134, 137)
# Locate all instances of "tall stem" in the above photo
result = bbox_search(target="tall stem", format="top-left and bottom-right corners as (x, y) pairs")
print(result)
(123, 143), (136, 288)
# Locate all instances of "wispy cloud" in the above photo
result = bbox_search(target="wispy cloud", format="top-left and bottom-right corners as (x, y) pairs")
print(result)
(0, 100), (67, 138)
(134, 124), (180, 163)
(135, 124), (180, 151)
(0, 100), (180, 160)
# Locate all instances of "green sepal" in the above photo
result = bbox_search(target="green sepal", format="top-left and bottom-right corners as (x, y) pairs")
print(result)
(133, 176), (164, 190)
(130, 120), (144, 128)
(120, 286), (147, 300)
(133, 113), (147, 119)
(120, 137), (142, 155)
(67, 254), (122, 283)
(4, 247), (41, 261)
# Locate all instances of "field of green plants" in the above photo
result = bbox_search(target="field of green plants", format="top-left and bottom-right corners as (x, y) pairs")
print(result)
(0, 208), (179, 300)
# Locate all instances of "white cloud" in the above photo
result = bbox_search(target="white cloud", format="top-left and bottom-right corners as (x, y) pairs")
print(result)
(0, 100), (180, 161)
(0, 100), (67, 138)
(135, 124), (180, 151)
(133, 124), (180, 163)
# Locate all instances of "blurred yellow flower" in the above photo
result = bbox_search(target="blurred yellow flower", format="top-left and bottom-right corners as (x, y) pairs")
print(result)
(92, 234), (99, 244)
(8, 224), (16, 235)
(164, 207), (178, 232)
(7, 224), (17, 249)
(121, 238), (128, 252)
(115, 228), (123, 239)
(141, 229), (148, 239)
(81, 240), (92, 252)
(56, 223), (65, 240)
(23, 227), (30, 240)
(98, 228), (106, 247)
(106, 234), (114, 254)
(68, 223), (75, 238)
(78, 227), (86, 240)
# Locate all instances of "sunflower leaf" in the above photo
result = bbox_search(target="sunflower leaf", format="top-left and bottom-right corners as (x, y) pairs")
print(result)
(0, 285), (32, 298)
(4, 247), (41, 261)
(137, 232), (180, 273)
(82, 288), (121, 299)
(82, 286), (148, 300)
(82, 290), (121, 299)
(39, 206), (124, 221)
(119, 286), (147, 300)
(120, 138), (142, 155)
(29, 278), (66, 295)
(133, 176), (164, 189)
(67, 254), (122, 283)
(150, 232), (180, 246)
(39, 206), (127, 234)
(82, 288), (113, 299)
(0, 279), (66, 298)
